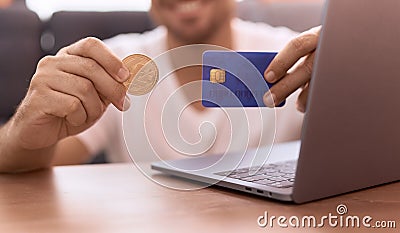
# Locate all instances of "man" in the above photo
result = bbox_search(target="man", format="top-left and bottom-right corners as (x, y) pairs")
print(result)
(0, 0), (318, 172)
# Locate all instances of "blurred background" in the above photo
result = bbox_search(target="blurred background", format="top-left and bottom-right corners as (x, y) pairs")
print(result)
(24, 0), (323, 19)
(0, 0), (323, 162)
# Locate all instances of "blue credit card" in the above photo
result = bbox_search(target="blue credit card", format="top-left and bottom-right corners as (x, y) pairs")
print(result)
(202, 51), (284, 108)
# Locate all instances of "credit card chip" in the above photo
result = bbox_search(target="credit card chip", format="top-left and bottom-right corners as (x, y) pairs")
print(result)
(210, 69), (226, 83)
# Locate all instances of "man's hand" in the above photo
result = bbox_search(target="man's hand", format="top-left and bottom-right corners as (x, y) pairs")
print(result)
(9, 37), (130, 151)
(263, 26), (321, 113)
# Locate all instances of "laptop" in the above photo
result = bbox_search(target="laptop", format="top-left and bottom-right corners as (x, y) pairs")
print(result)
(151, 0), (400, 203)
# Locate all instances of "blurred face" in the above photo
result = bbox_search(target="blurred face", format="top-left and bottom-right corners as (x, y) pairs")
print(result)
(0, 0), (12, 8)
(151, 0), (235, 44)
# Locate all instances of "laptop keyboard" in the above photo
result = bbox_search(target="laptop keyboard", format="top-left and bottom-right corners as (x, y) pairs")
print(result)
(214, 160), (297, 188)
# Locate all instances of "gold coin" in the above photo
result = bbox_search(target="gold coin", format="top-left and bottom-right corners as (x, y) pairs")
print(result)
(122, 54), (159, 96)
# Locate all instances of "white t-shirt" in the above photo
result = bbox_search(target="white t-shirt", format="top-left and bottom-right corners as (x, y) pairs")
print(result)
(77, 18), (304, 163)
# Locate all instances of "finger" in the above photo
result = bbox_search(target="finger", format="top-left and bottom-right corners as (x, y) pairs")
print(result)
(52, 54), (128, 111)
(264, 25), (321, 83)
(99, 94), (110, 108)
(42, 71), (106, 124)
(39, 90), (87, 127)
(264, 52), (315, 107)
(62, 37), (130, 83)
(296, 83), (310, 113)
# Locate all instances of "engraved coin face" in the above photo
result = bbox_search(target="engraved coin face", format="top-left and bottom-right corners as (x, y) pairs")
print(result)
(122, 54), (159, 96)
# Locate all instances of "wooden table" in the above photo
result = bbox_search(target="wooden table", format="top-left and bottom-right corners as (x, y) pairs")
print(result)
(0, 164), (398, 233)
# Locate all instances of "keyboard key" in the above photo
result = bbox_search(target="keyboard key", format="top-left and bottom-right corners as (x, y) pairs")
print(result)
(267, 176), (287, 182)
(268, 172), (286, 177)
(283, 174), (295, 179)
(240, 175), (266, 182)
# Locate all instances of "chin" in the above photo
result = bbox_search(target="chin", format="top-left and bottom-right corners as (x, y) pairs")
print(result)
(175, 30), (213, 44)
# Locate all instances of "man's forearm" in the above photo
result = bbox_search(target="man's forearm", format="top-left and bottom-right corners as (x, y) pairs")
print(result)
(0, 120), (55, 173)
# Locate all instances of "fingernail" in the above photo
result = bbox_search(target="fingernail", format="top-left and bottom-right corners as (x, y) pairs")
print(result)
(264, 92), (276, 107)
(118, 67), (130, 82)
(265, 71), (276, 83)
(122, 95), (131, 111)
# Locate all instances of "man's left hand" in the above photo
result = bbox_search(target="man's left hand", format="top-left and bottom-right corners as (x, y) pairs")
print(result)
(263, 26), (321, 112)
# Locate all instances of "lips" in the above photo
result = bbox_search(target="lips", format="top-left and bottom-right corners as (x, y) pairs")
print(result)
(160, 0), (204, 15)
(176, 0), (201, 14)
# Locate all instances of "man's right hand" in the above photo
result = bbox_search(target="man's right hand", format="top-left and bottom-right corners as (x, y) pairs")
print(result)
(9, 37), (130, 151)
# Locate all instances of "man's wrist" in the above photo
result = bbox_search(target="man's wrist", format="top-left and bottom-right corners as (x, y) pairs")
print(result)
(0, 119), (56, 173)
